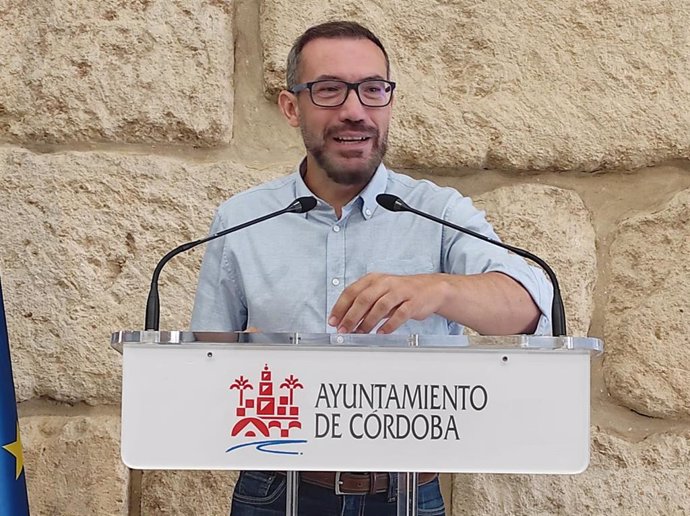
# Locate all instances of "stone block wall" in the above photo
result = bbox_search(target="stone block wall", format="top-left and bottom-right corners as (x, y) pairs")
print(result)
(1, 0), (688, 514)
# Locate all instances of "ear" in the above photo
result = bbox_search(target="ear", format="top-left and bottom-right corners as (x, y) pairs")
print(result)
(278, 90), (301, 128)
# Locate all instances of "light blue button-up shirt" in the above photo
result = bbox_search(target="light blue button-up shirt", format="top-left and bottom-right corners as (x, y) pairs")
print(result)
(191, 162), (553, 335)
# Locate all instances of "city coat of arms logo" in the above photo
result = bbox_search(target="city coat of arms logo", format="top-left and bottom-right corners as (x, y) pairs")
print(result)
(226, 364), (307, 455)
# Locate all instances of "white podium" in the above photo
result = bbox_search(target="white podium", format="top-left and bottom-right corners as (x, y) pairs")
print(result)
(111, 331), (603, 515)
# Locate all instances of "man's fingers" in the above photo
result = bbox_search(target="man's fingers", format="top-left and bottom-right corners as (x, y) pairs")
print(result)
(330, 273), (440, 334)
(336, 286), (388, 332)
(329, 274), (380, 330)
(328, 282), (362, 327)
(376, 302), (414, 334)
(352, 293), (401, 334)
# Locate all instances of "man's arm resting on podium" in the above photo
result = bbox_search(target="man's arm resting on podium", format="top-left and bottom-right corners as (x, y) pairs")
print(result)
(328, 271), (541, 336)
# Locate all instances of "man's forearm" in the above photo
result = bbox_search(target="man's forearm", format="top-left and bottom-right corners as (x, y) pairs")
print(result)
(328, 271), (543, 335)
(435, 271), (541, 335)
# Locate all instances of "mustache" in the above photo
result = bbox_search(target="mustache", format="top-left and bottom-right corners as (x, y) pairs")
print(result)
(326, 123), (378, 138)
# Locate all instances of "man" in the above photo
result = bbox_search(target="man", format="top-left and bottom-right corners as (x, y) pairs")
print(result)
(192, 21), (552, 516)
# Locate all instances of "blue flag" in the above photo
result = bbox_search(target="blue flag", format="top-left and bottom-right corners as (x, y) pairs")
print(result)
(0, 279), (30, 515)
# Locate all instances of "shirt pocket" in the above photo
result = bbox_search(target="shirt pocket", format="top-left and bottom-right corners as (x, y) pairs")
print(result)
(366, 258), (435, 275)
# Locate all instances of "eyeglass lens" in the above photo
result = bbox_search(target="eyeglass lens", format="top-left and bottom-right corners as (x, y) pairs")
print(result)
(311, 80), (392, 107)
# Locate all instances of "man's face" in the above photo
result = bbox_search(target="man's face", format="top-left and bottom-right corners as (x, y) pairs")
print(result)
(291, 38), (393, 187)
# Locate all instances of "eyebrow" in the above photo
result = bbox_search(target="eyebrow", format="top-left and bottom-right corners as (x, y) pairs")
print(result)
(313, 74), (387, 82)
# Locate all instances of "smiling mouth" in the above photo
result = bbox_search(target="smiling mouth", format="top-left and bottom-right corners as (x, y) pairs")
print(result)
(333, 136), (371, 143)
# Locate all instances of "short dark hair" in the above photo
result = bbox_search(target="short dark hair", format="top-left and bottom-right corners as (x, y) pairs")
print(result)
(286, 21), (390, 90)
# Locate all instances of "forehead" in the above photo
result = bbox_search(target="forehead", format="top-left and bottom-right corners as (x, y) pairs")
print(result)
(298, 37), (388, 82)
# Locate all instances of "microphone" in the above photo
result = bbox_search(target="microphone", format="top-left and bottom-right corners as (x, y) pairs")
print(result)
(144, 196), (317, 330)
(376, 193), (566, 336)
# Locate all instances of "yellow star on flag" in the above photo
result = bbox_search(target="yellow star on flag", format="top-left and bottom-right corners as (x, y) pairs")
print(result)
(2, 422), (25, 480)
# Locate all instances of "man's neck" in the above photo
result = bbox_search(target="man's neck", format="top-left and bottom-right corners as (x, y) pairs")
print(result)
(302, 160), (371, 219)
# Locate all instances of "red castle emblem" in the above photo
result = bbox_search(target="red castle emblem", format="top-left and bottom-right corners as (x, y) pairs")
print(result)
(229, 364), (303, 438)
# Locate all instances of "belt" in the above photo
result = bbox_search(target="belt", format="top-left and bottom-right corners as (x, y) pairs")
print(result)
(285, 471), (438, 495)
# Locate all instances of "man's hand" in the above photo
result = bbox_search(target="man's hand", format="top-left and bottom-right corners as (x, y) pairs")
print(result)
(328, 272), (542, 335)
(328, 273), (447, 334)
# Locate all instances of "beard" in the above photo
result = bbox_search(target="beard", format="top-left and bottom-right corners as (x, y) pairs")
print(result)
(301, 121), (389, 186)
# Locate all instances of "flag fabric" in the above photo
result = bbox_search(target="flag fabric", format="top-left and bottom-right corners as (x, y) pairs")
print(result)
(0, 279), (30, 515)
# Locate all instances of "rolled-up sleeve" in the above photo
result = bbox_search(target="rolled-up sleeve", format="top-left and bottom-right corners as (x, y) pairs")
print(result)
(442, 195), (554, 336)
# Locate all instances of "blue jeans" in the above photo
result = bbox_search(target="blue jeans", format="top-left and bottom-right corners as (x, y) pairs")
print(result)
(230, 471), (445, 516)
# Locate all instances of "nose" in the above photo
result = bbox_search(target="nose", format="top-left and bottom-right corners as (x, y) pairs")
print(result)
(337, 88), (367, 122)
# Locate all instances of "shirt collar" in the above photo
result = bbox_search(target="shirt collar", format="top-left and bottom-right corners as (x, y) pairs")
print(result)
(294, 159), (313, 200)
(293, 159), (388, 221)
(356, 162), (387, 220)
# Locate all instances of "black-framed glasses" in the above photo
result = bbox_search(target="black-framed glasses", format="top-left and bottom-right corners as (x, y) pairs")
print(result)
(289, 79), (396, 108)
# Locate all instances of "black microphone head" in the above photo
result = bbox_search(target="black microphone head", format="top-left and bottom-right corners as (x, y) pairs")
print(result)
(376, 193), (409, 212)
(286, 196), (317, 213)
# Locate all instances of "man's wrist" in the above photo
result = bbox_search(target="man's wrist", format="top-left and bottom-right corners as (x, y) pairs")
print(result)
(430, 273), (456, 317)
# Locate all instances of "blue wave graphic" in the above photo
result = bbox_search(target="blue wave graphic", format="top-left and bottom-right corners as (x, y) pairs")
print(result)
(226, 439), (308, 455)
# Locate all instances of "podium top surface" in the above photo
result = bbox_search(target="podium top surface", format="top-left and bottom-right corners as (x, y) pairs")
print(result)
(111, 330), (603, 355)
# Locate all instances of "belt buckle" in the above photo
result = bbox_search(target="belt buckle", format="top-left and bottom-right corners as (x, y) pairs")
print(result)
(334, 472), (367, 496)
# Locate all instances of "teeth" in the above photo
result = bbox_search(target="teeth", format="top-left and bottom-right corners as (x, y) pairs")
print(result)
(335, 137), (368, 142)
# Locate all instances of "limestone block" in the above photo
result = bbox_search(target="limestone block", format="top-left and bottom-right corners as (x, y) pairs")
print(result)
(261, 0), (690, 171)
(604, 189), (690, 418)
(0, 147), (286, 404)
(0, 0), (233, 144)
(475, 184), (596, 335)
(141, 470), (238, 515)
(20, 415), (128, 516)
(452, 427), (690, 515)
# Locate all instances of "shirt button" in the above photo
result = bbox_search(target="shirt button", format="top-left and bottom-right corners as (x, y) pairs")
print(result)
(332, 278), (340, 286)
(333, 225), (340, 232)
(364, 209), (372, 217)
